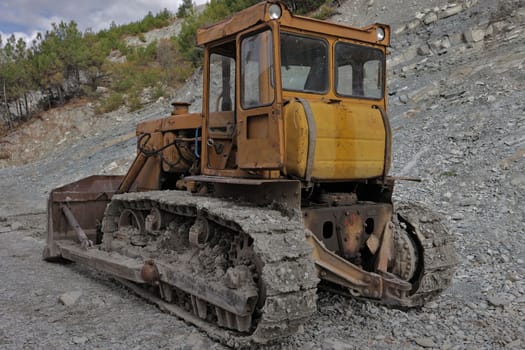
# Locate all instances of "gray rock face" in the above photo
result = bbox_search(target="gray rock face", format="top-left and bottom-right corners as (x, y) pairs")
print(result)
(124, 20), (182, 48)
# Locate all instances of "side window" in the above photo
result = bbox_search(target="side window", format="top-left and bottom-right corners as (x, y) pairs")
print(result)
(335, 42), (384, 99)
(241, 30), (274, 109)
(209, 52), (235, 112)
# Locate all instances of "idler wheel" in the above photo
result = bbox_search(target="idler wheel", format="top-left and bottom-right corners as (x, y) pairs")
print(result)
(391, 224), (419, 282)
(118, 209), (147, 246)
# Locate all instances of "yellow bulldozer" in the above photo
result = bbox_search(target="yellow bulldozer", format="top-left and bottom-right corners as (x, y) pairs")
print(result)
(44, 1), (456, 345)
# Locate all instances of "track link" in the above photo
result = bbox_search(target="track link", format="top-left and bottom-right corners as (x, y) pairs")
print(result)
(101, 190), (319, 346)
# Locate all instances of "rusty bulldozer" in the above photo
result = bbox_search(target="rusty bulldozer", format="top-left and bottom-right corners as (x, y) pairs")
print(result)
(44, 1), (456, 345)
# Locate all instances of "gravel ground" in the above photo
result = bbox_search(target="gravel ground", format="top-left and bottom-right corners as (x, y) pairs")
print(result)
(1, 0), (524, 349)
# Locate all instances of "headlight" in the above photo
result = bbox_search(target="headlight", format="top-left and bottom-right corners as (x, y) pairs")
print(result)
(269, 4), (282, 20)
(377, 27), (385, 41)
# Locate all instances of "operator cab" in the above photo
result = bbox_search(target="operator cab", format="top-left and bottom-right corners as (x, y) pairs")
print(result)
(198, 1), (390, 180)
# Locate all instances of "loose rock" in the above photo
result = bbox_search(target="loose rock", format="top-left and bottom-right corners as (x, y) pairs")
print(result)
(10, 222), (24, 231)
(58, 291), (83, 306)
(414, 337), (436, 348)
(463, 28), (485, 42)
(72, 336), (88, 345)
(423, 12), (438, 25)
(487, 294), (514, 307)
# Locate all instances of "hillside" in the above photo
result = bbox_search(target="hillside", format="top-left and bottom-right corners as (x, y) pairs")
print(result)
(0, 0), (524, 349)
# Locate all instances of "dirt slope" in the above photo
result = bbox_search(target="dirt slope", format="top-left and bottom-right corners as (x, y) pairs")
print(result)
(0, 0), (524, 349)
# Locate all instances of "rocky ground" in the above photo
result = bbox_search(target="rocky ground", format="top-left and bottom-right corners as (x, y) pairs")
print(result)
(0, 0), (524, 349)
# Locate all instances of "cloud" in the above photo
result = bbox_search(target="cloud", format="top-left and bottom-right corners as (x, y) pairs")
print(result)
(0, 30), (41, 46)
(0, 0), (208, 44)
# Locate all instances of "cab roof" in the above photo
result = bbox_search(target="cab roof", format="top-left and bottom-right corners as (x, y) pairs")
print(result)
(196, 1), (390, 47)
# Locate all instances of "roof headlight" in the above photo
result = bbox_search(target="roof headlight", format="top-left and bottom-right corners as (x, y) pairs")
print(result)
(377, 27), (385, 41)
(269, 4), (282, 20)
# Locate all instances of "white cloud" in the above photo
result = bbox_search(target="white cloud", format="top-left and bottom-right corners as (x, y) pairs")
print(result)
(0, 0), (209, 44)
(0, 30), (40, 46)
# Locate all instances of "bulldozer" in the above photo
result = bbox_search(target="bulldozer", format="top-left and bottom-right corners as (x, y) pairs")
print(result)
(43, 1), (456, 346)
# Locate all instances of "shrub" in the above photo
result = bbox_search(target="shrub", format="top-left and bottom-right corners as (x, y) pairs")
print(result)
(97, 92), (124, 113)
(177, 0), (194, 18)
(139, 67), (163, 88)
(283, 0), (327, 14)
(311, 4), (337, 20)
(127, 93), (142, 112)
(152, 84), (166, 100)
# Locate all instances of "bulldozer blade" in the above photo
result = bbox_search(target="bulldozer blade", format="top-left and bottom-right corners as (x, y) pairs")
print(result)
(43, 175), (124, 261)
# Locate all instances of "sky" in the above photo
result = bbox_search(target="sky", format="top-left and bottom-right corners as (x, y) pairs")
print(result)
(0, 0), (207, 45)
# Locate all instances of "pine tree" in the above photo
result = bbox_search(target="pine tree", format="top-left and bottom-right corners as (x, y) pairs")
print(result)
(177, 0), (194, 18)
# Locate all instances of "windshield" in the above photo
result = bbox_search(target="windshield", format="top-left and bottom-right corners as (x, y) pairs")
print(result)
(335, 42), (384, 99)
(280, 33), (328, 94)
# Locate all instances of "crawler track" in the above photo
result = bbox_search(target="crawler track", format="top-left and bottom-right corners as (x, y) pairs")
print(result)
(393, 201), (457, 307)
(318, 201), (456, 308)
(100, 190), (319, 346)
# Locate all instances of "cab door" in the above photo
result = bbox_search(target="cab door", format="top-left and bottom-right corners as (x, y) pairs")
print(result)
(236, 23), (284, 170)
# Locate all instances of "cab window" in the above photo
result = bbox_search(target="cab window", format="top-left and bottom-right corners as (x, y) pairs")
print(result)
(207, 42), (236, 136)
(280, 33), (328, 93)
(209, 49), (235, 113)
(241, 30), (274, 109)
(335, 42), (384, 99)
